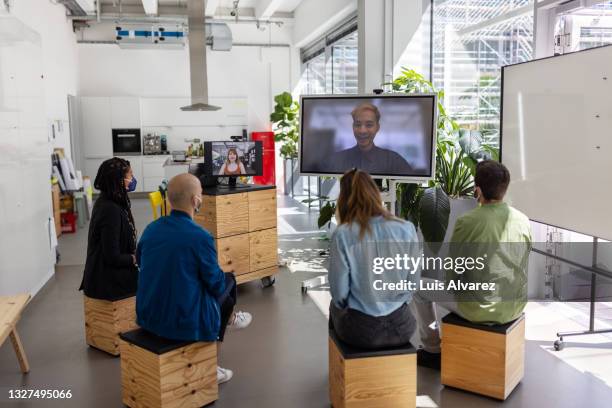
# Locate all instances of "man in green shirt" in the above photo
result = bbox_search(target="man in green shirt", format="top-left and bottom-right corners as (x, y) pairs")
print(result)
(414, 160), (532, 369)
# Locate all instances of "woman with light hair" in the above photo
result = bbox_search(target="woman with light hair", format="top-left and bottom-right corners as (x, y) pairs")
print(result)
(218, 147), (246, 176)
(328, 168), (420, 349)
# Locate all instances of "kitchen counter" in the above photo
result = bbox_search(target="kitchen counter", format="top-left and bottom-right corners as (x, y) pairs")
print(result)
(163, 157), (203, 180)
(162, 157), (204, 167)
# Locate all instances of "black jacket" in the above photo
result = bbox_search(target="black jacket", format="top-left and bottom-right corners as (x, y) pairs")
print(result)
(79, 194), (138, 300)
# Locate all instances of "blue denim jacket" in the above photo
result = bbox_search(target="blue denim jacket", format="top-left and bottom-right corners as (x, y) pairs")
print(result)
(136, 210), (226, 341)
(329, 216), (420, 317)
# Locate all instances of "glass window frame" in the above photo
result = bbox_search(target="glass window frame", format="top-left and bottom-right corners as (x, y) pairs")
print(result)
(300, 18), (358, 96)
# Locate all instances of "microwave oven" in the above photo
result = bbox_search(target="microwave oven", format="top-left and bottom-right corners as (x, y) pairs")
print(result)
(112, 128), (142, 155)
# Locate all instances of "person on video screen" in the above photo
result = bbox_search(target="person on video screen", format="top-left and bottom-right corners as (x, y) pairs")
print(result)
(218, 148), (246, 176)
(332, 103), (413, 175)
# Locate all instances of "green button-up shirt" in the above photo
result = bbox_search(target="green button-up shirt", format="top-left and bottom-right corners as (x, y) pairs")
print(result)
(449, 202), (532, 324)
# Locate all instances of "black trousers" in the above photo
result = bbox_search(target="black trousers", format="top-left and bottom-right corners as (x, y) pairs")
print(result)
(329, 302), (416, 350)
(216, 273), (237, 342)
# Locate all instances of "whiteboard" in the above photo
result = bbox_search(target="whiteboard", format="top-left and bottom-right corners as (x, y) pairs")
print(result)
(501, 45), (612, 241)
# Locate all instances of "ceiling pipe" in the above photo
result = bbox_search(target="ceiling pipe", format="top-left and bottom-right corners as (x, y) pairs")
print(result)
(181, 0), (221, 111)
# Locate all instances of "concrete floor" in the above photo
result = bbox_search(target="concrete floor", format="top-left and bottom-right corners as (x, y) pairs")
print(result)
(1, 194), (612, 407)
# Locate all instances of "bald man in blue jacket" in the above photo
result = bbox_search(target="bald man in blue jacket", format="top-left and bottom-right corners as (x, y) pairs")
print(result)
(136, 173), (253, 384)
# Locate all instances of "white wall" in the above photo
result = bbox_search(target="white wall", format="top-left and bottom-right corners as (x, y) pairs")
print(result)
(77, 22), (292, 187)
(392, 0), (431, 79)
(78, 43), (290, 133)
(12, 0), (80, 159)
(78, 20), (292, 132)
(0, 0), (78, 297)
(293, 0), (357, 47)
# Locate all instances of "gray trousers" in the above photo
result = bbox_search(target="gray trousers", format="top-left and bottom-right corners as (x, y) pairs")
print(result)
(329, 302), (417, 350)
(411, 278), (466, 353)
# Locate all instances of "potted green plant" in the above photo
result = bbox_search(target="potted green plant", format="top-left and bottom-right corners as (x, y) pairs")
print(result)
(390, 68), (498, 245)
(270, 92), (300, 195)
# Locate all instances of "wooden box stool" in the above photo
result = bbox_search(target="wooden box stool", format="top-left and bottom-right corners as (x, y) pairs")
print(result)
(119, 329), (218, 408)
(441, 313), (525, 400)
(329, 328), (416, 408)
(83, 295), (138, 356)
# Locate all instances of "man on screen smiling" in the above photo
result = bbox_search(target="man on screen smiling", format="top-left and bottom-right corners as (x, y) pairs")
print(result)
(332, 103), (414, 175)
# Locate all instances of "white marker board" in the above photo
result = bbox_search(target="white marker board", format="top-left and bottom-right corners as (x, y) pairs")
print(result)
(501, 45), (612, 241)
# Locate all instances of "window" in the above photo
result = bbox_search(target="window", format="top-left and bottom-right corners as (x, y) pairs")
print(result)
(303, 53), (326, 95)
(331, 31), (358, 94)
(555, 1), (612, 54)
(432, 0), (534, 146)
(300, 18), (358, 95)
(297, 21), (358, 202)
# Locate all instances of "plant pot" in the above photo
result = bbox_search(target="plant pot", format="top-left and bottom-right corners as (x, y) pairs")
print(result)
(283, 158), (301, 196)
(443, 197), (478, 242)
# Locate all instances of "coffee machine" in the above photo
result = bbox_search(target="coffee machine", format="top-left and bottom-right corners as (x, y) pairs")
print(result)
(143, 134), (162, 155)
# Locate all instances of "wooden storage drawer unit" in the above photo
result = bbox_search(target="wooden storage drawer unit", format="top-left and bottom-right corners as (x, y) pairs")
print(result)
(216, 234), (250, 276)
(200, 186), (277, 285)
(249, 228), (278, 272)
(248, 189), (277, 231)
(195, 193), (248, 238)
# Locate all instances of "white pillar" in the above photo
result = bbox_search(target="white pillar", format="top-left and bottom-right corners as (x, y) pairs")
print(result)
(358, 0), (388, 94)
(534, 2), (558, 58)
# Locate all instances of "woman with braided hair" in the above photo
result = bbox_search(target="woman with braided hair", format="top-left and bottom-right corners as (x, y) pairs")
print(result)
(79, 157), (139, 300)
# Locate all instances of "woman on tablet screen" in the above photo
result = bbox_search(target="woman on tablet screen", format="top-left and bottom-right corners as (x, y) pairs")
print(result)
(218, 148), (246, 176)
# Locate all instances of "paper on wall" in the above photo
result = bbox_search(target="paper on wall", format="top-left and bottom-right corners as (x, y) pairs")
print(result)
(52, 166), (66, 191)
(49, 217), (58, 250)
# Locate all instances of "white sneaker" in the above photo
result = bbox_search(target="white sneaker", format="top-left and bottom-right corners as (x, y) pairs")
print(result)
(227, 311), (252, 330)
(217, 366), (233, 384)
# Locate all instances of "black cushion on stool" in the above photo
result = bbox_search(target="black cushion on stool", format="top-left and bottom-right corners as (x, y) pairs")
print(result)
(442, 313), (525, 335)
(329, 328), (416, 360)
(119, 328), (194, 355)
(106, 293), (137, 302)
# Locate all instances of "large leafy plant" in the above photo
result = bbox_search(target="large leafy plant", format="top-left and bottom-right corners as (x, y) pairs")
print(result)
(390, 68), (498, 244)
(270, 92), (299, 160)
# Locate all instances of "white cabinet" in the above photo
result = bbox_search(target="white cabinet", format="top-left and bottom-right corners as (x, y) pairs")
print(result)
(80, 97), (141, 160)
(140, 97), (247, 127)
(142, 155), (169, 192)
(117, 155), (144, 193)
(110, 97), (140, 129)
(80, 97), (112, 158)
(85, 155), (169, 193)
(164, 163), (190, 181)
(84, 157), (107, 192)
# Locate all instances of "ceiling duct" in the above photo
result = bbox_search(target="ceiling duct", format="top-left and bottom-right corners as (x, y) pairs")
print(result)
(209, 22), (232, 51)
(114, 22), (232, 51)
(181, 0), (221, 112)
(58, 0), (95, 17)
